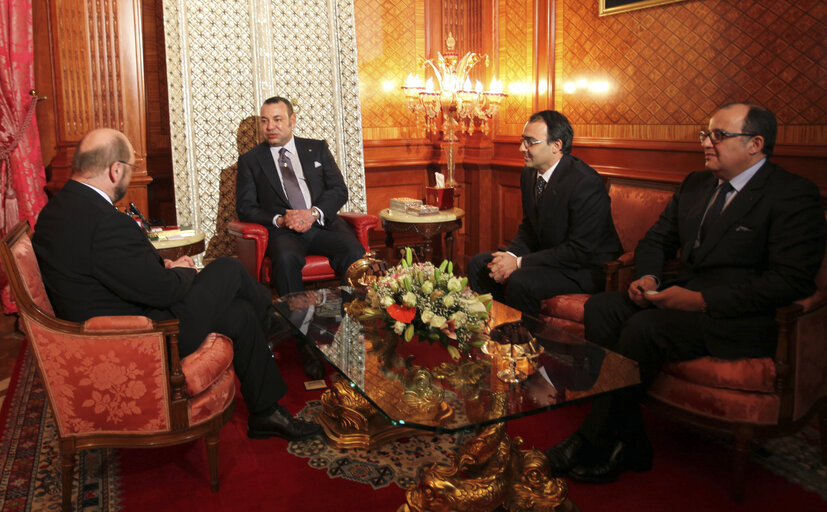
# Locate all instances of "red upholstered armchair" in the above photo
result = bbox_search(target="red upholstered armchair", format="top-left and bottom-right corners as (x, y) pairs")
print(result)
(228, 212), (379, 285)
(539, 178), (677, 337)
(0, 222), (237, 512)
(645, 213), (827, 501)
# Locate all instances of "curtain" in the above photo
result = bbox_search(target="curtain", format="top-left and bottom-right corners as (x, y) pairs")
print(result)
(0, 0), (49, 313)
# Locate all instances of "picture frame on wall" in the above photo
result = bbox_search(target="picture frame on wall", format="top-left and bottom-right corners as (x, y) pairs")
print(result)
(599, 0), (688, 16)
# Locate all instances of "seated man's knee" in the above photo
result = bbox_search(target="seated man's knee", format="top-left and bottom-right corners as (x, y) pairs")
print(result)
(503, 270), (542, 316)
(270, 249), (305, 272)
(468, 252), (492, 276)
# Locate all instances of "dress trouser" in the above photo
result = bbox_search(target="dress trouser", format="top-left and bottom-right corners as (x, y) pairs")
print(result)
(267, 221), (365, 295)
(170, 257), (287, 416)
(579, 291), (709, 448)
(468, 251), (598, 317)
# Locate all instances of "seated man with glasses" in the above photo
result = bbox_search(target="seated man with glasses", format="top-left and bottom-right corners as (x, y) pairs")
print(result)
(544, 102), (826, 483)
(468, 110), (622, 317)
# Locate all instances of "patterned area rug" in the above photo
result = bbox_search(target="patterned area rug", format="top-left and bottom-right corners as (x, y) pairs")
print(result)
(288, 400), (472, 490)
(2, 343), (825, 510)
(0, 346), (122, 511)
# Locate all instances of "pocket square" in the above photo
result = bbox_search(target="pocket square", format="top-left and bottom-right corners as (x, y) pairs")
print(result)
(314, 161), (322, 168)
(735, 225), (752, 232)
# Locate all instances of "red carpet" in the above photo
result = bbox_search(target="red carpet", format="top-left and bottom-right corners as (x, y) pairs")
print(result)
(2, 338), (825, 511)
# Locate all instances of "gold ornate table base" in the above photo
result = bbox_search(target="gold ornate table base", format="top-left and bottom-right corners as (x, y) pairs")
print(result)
(318, 375), (453, 450)
(398, 420), (577, 512)
(319, 377), (576, 512)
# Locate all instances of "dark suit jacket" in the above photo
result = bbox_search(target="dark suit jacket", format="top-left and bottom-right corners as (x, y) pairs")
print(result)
(32, 180), (195, 323)
(508, 154), (622, 289)
(235, 137), (349, 235)
(635, 160), (826, 357)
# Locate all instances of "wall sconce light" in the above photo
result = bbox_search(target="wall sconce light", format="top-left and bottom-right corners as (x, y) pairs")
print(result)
(562, 78), (612, 95)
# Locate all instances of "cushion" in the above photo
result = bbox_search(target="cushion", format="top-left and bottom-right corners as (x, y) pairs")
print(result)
(181, 333), (234, 396)
(649, 372), (780, 424)
(540, 294), (590, 323)
(660, 357), (776, 393)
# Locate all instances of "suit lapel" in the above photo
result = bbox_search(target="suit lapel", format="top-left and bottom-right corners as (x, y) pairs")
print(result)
(536, 154), (569, 212)
(255, 143), (291, 207)
(693, 163), (771, 262)
(295, 138), (318, 200)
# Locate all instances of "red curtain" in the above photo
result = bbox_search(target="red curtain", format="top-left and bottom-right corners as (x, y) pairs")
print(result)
(0, 0), (49, 313)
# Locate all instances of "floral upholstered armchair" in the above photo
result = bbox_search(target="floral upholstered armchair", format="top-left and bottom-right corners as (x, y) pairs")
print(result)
(0, 221), (237, 512)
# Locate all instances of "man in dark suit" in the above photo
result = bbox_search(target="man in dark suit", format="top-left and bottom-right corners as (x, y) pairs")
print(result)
(32, 128), (322, 441)
(236, 96), (365, 296)
(545, 103), (827, 483)
(468, 110), (622, 317)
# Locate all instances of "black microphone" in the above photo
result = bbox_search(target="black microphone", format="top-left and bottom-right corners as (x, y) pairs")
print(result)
(127, 202), (151, 233)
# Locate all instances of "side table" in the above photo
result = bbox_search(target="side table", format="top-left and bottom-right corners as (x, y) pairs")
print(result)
(379, 207), (464, 263)
(150, 228), (205, 260)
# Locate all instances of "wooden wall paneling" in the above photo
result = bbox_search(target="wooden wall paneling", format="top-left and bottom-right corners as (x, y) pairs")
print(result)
(141, 0), (175, 224)
(534, 0), (555, 111)
(35, 0), (151, 214)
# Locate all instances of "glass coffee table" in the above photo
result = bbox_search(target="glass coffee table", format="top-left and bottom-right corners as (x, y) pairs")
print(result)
(274, 287), (639, 512)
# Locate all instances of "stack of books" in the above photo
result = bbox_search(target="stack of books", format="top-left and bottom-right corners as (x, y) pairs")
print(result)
(389, 197), (422, 212)
(405, 204), (440, 216)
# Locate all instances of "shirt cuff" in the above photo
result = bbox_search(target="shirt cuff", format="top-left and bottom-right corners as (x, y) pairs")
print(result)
(505, 251), (520, 268)
(313, 207), (325, 226)
(273, 214), (281, 228)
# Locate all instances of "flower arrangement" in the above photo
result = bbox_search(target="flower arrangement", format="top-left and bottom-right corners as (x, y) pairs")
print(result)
(365, 247), (493, 360)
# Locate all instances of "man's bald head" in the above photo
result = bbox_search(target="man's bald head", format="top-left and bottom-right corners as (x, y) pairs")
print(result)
(71, 128), (132, 178)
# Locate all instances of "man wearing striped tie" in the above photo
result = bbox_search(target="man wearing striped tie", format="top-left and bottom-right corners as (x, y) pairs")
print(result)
(236, 96), (365, 298)
(468, 110), (622, 317)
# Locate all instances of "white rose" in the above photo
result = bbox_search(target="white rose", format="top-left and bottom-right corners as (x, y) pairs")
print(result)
(442, 295), (455, 308)
(380, 295), (395, 308)
(465, 299), (486, 314)
(447, 277), (463, 292)
(429, 315), (447, 329)
(389, 280), (399, 292)
(393, 321), (406, 335)
(450, 311), (467, 326)
(421, 281), (434, 294)
(403, 292), (417, 307)
(420, 309), (434, 323)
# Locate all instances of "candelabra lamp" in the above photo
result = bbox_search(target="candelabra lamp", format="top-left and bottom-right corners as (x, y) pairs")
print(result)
(402, 33), (506, 187)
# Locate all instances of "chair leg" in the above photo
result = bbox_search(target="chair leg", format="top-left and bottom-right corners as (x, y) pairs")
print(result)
(206, 428), (221, 492)
(59, 439), (76, 512)
(731, 425), (752, 502)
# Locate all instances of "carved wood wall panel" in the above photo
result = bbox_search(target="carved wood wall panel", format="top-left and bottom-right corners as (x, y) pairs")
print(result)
(555, 0), (827, 145)
(353, 0), (424, 141)
(35, 0), (150, 213)
(497, 0), (534, 136)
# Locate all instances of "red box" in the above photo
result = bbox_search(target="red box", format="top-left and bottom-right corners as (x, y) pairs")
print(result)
(425, 187), (454, 210)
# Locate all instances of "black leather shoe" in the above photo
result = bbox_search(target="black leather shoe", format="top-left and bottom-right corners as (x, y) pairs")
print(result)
(297, 340), (325, 380)
(247, 405), (323, 441)
(544, 433), (586, 474)
(569, 441), (652, 484)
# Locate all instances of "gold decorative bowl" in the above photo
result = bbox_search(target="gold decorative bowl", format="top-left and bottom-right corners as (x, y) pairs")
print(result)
(481, 322), (543, 383)
(345, 252), (388, 289)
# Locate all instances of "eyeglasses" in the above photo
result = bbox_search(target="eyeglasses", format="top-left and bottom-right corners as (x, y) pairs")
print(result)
(699, 129), (758, 144)
(118, 160), (140, 170)
(519, 136), (545, 147)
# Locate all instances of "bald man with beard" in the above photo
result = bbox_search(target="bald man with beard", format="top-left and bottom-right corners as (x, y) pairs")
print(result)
(33, 128), (322, 441)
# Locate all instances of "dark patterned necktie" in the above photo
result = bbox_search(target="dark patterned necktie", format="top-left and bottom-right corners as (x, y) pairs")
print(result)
(278, 148), (308, 210)
(699, 181), (733, 242)
(536, 175), (547, 203)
